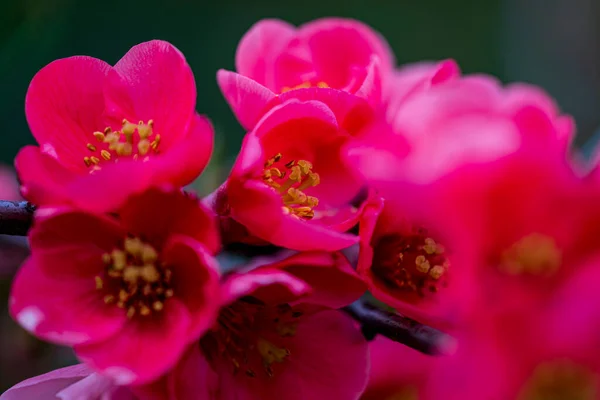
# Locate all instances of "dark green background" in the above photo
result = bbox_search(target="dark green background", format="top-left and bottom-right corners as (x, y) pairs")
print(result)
(4, 0), (598, 168)
(1, 0), (600, 391)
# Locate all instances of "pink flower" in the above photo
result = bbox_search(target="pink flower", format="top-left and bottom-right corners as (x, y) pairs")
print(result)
(9, 186), (221, 384)
(217, 18), (393, 130)
(145, 253), (368, 400)
(361, 337), (434, 400)
(423, 257), (600, 400)
(0, 364), (137, 400)
(0, 165), (20, 201)
(214, 99), (369, 251)
(349, 76), (579, 327)
(17, 40), (213, 207)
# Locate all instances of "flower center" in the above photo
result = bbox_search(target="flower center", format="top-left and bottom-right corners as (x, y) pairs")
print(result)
(281, 81), (329, 93)
(84, 119), (161, 173)
(518, 360), (598, 400)
(201, 297), (302, 379)
(500, 233), (561, 276)
(371, 227), (450, 297)
(262, 153), (321, 220)
(95, 236), (173, 318)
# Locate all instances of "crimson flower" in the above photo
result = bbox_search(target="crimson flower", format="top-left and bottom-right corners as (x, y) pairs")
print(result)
(17, 40), (213, 208)
(143, 251), (368, 400)
(214, 99), (371, 251)
(217, 18), (392, 130)
(361, 337), (435, 400)
(9, 186), (221, 384)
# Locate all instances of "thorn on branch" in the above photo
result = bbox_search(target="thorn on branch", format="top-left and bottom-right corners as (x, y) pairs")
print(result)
(343, 300), (456, 356)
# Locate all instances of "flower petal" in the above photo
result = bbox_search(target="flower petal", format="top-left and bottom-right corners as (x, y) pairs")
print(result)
(236, 19), (297, 90)
(10, 257), (127, 346)
(104, 40), (196, 150)
(0, 365), (91, 400)
(217, 70), (277, 130)
(162, 235), (220, 338)
(15, 146), (80, 205)
(75, 298), (192, 385)
(25, 56), (110, 168)
(120, 187), (220, 254)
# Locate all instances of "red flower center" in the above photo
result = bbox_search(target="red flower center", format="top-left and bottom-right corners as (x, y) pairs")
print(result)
(84, 119), (161, 173)
(262, 153), (321, 220)
(201, 297), (302, 379)
(281, 81), (329, 93)
(499, 233), (561, 276)
(95, 236), (173, 318)
(371, 227), (450, 297)
(518, 360), (597, 400)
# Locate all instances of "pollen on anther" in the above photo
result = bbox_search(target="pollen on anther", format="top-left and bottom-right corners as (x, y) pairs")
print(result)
(87, 143), (97, 152)
(93, 131), (106, 142)
(101, 150), (111, 161)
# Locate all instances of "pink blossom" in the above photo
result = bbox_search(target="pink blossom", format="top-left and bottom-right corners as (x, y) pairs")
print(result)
(0, 364), (137, 400)
(423, 257), (600, 400)
(361, 337), (435, 400)
(215, 99), (371, 251)
(144, 257), (369, 400)
(17, 40), (213, 207)
(217, 18), (393, 130)
(9, 186), (221, 384)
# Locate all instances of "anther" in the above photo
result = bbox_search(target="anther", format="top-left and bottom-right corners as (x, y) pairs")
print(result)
(90, 156), (100, 165)
(93, 132), (106, 142)
(101, 150), (111, 161)
(87, 143), (97, 152)
(95, 276), (103, 290)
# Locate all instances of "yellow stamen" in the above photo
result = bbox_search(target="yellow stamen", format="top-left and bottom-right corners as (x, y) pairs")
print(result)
(93, 131), (106, 142)
(87, 143), (97, 152)
(100, 150), (111, 161)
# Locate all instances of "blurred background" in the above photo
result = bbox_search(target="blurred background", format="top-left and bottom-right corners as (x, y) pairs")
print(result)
(1, 0), (600, 391)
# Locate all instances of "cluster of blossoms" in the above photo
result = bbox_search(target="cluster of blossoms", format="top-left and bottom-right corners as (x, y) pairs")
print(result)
(2, 17), (600, 400)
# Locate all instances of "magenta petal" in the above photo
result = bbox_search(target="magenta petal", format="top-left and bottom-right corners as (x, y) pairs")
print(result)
(295, 18), (394, 90)
(120, 187), (220, 254)
(162, 235), (220, 338)
(15, 146), (80, 205)
(168, 345), (219, 400)
(275, 251), (367, 308)
(30, 207), (124, 278)
(217, 70), (277, 130)
(232, 310), (368, 400)
(229, 180), (358, 251)
(105, 40), (196, 149)
(10, 258), (127, 346)
(25, 56), (110, 167)
(0, 365), (91, 400)
(221, 268), (312, 306)
(56, 372), (136, 400)
(235, 19), (296, 90)
(148, 113), (215, 187)
(75, 298), (192, 385)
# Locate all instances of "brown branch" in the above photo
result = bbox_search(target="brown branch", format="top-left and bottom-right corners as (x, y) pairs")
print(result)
(344, 300), (456, 356)
(0, 201), (35, 236)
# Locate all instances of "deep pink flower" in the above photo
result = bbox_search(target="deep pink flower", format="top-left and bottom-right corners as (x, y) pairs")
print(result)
(214, 99), (370, 251)
(9, 186), (221, 384)
(361, 337), (435, 400)
(349, 76), (580, 326)
(423, 257), (600, 400)
(217, 18), (393, 130)
(145, 255), (368, 400)
(0, 364), (137, 400)
(17, 40), (213, 207)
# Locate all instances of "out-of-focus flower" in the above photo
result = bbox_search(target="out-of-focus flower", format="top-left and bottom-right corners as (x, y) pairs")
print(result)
(0, 166), (20, 201)
(217, 18), (392, 130)
(0, 364), (137, 400)
(17, 40), (213, 207)
(361, 337), (435, 400)
(423, 257), (600, 400)
(213, 99), (370, 251)
(9, 186), (221, 384)
(145, 259), (369, 400)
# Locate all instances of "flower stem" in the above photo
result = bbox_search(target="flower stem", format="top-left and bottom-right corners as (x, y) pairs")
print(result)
(0, 201), (35, 236)
(343, 300), (456, 356)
